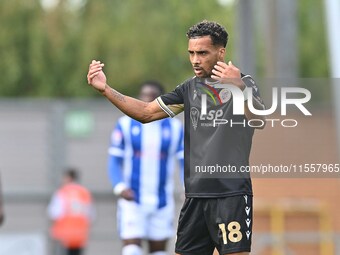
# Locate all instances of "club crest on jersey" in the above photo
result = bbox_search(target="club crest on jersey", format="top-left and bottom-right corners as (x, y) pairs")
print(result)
(219, 88), (231, 103)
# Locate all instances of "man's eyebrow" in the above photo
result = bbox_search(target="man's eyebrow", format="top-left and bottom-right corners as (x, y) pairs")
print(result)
(188, 50), (208, 53)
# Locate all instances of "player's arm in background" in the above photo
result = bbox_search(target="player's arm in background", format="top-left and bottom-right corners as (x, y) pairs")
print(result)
(107, 121), (134, 200)
(87, 60), (168, 123)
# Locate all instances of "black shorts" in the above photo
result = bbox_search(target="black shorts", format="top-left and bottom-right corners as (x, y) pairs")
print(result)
(175, 195), (253, 255)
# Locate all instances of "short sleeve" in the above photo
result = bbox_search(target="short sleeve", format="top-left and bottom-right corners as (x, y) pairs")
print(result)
(242, 74), (266, 110)
(156, 83), (185, 117)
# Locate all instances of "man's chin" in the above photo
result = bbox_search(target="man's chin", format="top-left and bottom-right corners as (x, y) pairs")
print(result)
(194, 72), (209, 78)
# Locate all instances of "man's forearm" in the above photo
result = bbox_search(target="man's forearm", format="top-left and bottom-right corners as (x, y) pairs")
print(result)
(101, 84), (166, 123)
(101, 84), (148, 122)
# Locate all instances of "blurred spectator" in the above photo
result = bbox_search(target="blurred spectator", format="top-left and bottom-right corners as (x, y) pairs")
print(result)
(47, 168), (95, 255)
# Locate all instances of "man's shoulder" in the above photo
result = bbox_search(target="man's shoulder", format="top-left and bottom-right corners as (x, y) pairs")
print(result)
(175, 76), (196, 90)
(184, 76), (197, 85)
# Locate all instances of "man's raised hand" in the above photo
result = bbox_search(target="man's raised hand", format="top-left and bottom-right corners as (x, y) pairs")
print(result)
(87, 60), (107, 92)
(211, 61), (244, 89)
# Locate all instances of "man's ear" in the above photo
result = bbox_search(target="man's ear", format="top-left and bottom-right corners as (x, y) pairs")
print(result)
(218, 47), (226, 61)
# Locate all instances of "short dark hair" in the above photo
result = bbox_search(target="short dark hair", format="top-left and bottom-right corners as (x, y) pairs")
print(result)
(64, 168), (79, 181)
(186, 20), (228, 48)
(140, 80), (165, 96)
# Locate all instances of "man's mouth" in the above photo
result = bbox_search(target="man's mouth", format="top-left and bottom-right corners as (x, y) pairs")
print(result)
(193, 67), (203, 75)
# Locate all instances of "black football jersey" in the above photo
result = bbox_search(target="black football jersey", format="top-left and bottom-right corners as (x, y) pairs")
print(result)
(156, 74), (265, 197)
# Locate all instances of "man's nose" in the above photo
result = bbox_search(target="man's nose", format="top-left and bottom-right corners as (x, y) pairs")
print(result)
(192, 54), (200, 64)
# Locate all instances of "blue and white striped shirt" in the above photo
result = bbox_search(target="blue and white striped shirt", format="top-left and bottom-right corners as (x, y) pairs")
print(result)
(108, 116), (184, 209)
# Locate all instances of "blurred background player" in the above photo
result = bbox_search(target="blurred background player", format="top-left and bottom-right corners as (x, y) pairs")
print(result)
(47, 168), (95, 255)
(107, 81), (184, 255)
